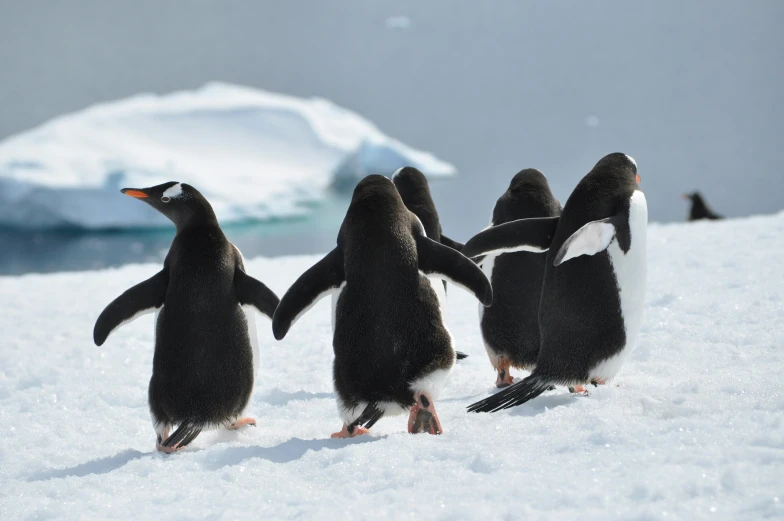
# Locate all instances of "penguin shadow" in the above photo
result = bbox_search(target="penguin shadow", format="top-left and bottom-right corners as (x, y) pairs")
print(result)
(27, 449), (147, 482)
(507, 391), (579, 417)
(203, 435), (384, 470)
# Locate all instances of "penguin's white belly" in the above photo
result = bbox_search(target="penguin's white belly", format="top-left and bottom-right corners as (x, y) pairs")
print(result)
(242, 305), (260, 376)
(589, 190), (648, 380)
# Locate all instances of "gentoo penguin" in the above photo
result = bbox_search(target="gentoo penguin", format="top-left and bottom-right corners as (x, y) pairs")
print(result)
(392, 166), (469, 360)
(93, 182), (279, 452)
(465, 153), (647, 412)
(682, 191), (723, 221)
(477, 169), (562, 387)
(272, 175), (492, 437)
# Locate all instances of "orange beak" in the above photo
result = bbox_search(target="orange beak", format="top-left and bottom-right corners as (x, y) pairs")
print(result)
(636, 174), (641, 183)
(121, 189), (149, 199)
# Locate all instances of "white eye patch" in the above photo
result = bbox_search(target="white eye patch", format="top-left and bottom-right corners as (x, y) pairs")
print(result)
(162, 183), (183, 202)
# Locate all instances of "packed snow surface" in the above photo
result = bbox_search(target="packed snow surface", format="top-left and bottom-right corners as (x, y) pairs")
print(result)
(0, 83), (454, 230)
(1, 214), (783, 520)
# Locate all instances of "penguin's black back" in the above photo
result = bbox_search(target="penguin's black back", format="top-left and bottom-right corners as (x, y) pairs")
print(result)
(481, 170), (562, 368)
(535, 155), (638, 383)
(333, 177), (453, 411)
(148, 226), (254, 427)
(392, 167), (443, 241)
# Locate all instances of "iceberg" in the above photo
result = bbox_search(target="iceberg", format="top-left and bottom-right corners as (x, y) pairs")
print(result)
(0, 83), (455, 230)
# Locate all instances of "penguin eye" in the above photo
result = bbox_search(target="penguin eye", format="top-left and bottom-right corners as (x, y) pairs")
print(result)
(161, 196), (171, 203)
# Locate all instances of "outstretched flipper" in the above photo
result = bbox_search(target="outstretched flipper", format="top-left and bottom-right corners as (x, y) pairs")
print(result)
(272, 248), (345, 340)
(462, 216), (560, 259)
(467, 374), (550, 413)
(93, 270), (168, 346)
(234, 266), (280, 319)
(553, 211), (629, 266)
(439, 234), (464, 253)
(415, 234), (493, 307)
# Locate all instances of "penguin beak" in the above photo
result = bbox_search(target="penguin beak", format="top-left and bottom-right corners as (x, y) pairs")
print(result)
(636, 174), (641, 184)
(121, 188), (149, 199)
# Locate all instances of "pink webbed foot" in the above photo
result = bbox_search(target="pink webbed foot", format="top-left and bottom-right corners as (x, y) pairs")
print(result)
(569, 385), (590, 396)
(330, 424), (370, 438)
(495, 358), (515, 388)
(408, 392), (443, 435)
(228, 417), (257, 430)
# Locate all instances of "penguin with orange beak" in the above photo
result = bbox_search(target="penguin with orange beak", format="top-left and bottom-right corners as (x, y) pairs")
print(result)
(93, 182), (279, 452)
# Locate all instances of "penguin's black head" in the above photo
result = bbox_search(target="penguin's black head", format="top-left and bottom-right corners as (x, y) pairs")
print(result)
(508, 168), (550, 193)
(682, 191), (704, 203)
(592, 152), (641, 186)
(351, 174), (400, 203)
(121, 182), (217, 231)
(391, 167), (431, 203)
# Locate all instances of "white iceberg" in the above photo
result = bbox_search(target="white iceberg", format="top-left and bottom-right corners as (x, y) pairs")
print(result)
(0, 83), (455, 230)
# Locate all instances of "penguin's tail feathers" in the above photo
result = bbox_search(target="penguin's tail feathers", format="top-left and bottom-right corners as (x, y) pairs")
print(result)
(350, 402), (385, 431)
(161, 422), (203, 449)
(467, 374), (550, 413)
(456, 351), (469, 360)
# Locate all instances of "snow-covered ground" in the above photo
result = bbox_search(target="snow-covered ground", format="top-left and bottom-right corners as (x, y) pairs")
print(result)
(0, 83), (454, 230)
(1, 214), (782, 520)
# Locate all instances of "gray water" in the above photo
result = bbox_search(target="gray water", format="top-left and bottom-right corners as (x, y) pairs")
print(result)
(1, 1), (782, 274)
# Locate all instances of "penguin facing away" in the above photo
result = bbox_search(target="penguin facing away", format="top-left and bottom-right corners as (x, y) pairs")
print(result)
(464, 153), (647, 413)
(392, 166), (469, 360)
(93, 182), (279, 452)
(476, 169), (562, 388)
(272, 175), (492, 437)
(682, 191), (723, 221)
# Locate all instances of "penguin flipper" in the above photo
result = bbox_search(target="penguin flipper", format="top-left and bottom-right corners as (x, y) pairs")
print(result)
(462, 216), (560, 258)
(234, 266), (280, 320)
(93, 270), (168, 346)
(415, 234), (493, 307)
(439, 234), (464, 253)
(553, 211), (630, 266)
(272, 248), (345, 340)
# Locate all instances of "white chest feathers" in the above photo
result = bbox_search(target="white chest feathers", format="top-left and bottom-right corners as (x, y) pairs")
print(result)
(591, 190), (648, 380)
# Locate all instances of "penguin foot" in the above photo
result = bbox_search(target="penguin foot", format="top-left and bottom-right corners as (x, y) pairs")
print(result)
(494, 359), (514, 388)
(156, 440), (185, 454)
(228, 417), (257, 430)
(569, 385), (590, 395)
(330, 424), (370, 438)
(408, 392), (443, 435)
(590, 377), (608, 386)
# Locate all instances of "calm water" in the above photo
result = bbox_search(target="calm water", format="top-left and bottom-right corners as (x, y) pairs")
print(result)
(0, 197), (349, 275)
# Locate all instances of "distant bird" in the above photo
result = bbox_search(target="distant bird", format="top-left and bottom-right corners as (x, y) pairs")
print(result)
(466, 153), (647, 413)
(683, 191), (723, 221)
(93, 182), (279, 453)
(273, 175), (492, 437)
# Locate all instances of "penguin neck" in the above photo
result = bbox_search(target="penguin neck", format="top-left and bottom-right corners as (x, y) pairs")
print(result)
(172, 200), (220, 233)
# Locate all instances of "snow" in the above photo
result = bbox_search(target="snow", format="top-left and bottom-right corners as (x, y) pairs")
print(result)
(0, 83), (454, 230)
(1, 213), (783, 520)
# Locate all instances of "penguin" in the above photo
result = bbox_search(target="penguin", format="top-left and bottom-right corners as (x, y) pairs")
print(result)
(93, 182), (279, 452)
(391, 166), (468, 360)
(272, 175), (492, 437)
(464, 153), (647, 412)
(682, 191), (723, 221)
(477, 169), (562, 388)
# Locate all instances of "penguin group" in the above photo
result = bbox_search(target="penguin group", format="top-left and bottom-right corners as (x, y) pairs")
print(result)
(94, 152), (648, 451)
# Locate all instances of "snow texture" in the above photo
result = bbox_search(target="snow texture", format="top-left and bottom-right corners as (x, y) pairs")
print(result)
(0, 83), (454, 230)
(1, 214), (783, 520)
